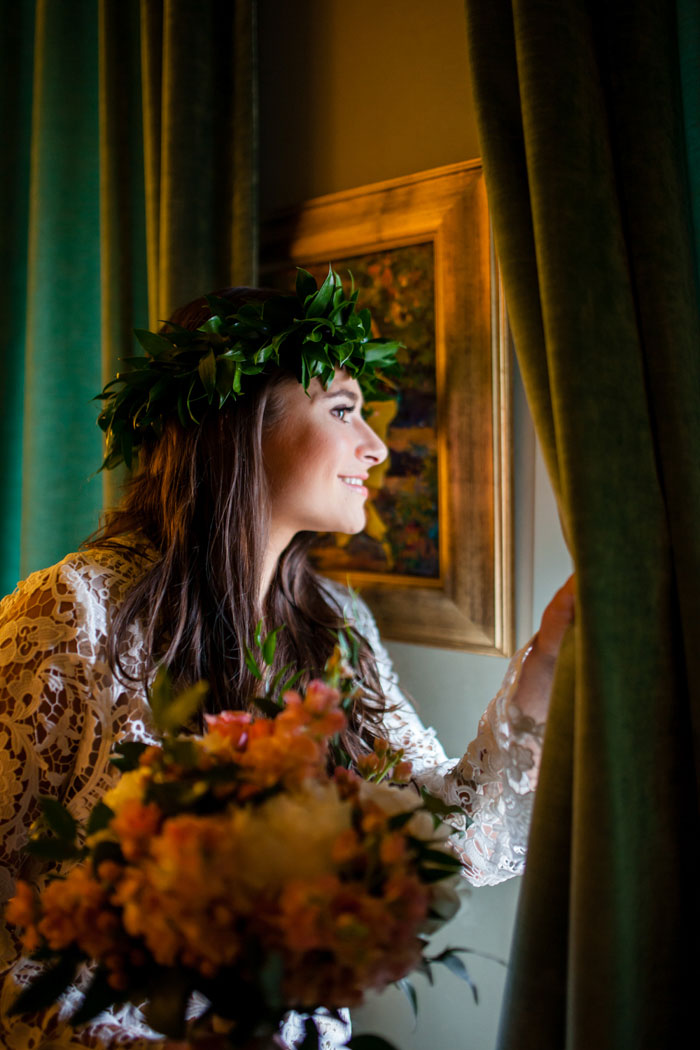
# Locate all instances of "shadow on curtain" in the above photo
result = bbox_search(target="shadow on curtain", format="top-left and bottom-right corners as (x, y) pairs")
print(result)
(464, 0), (700, 1046)
(0, 0), (257, 594)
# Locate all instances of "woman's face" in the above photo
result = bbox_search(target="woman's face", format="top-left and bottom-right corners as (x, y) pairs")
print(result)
(262, 370), (388, 543)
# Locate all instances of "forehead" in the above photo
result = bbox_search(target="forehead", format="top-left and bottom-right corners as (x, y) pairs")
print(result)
(312, 370), (363, 402)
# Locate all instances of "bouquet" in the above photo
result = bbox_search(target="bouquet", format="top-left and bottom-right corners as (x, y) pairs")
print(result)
(7, 633), (473, 1049)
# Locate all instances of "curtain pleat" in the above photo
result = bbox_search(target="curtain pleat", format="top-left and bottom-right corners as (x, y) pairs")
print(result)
(0, 0), (35, 597)
(99, 0), (149, 510)
(141, 0), (258, 325)
(465, 0), (700, 1046)
(1, 0), (258, 586)
(22, 0), (103, 577)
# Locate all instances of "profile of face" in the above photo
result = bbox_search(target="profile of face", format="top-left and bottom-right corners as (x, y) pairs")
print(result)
(262, 370), (388, 545)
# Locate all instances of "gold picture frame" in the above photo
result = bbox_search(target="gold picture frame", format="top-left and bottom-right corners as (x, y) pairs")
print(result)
(261, 161), (513, 655)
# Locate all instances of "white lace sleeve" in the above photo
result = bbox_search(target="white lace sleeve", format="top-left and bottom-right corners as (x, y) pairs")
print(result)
(324, 582), (544, 888)
(0, 552), (163, 1048)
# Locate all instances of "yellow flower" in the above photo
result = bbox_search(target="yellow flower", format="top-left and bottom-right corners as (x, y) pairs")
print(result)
(102, 767), (151, 814)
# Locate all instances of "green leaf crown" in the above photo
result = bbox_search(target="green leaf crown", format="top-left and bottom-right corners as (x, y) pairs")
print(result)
(96, 266), (403, 470)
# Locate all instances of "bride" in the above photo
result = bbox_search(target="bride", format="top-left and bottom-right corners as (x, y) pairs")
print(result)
(0, 270), (574, 1048)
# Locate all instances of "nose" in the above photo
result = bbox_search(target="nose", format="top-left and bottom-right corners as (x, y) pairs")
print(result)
(357, 419), (388, 466)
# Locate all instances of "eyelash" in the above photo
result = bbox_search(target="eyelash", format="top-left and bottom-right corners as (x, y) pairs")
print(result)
(331, 405), (354, 422)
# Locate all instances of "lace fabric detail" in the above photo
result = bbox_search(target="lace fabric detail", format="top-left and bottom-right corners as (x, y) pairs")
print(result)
(323, 582), (543, 888)
(0, 547), (543, 1047)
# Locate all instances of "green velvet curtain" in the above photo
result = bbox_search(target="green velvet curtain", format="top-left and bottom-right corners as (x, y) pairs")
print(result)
(0, 0), (257, 596)
(464, 0), (700, 1047)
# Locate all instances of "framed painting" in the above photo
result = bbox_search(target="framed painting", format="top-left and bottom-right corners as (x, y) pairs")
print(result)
(260, 161), (513, 655)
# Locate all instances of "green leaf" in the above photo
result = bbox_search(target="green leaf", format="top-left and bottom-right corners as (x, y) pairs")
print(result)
(430, 949), (479, 1003)
(159, 682), (209, 735)
(305, 266), (337, 317)
(254, 619), (264, 649)
(133, 329), (174, 359)
(269, 660), (296, 697)
(9, 953), (82, 1016)
(24, 838), (84, 861)
(110, 740), (149, 772)
(148, 667), (207, 734)
(38, 797), (77, 842)
(253, 696), (283, 719)
(395, 977), (418, 1019)
(419, 786), (468, 821)
(296, 268), (318, 301)
(91, 839), (124, 870)
(259, 952), (284, 1011)
(261, 625), (284, 665)
(165, 738), (199, 768)
(143, 968), (191, 1039)
(244, 644), (263, 680)
(387, 810), (418, 831)
(197, 348), (217, 402)
(300, 1017), (320, 1050)
(148, 666), (173, 729)
(86, 802), (115, 836)
(278, 668), (304, 695)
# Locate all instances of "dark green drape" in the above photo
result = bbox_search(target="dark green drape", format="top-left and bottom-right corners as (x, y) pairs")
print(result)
(464, 0), (700, 1047)
(0, 0), (257, 594)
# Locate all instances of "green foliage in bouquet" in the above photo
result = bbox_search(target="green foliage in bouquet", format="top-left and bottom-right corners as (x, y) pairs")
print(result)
(96, 266), (404, 470)
(8, 640), (480, 1050)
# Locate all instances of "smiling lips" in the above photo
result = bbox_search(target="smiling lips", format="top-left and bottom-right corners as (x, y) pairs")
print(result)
(339, 475), (369, 496)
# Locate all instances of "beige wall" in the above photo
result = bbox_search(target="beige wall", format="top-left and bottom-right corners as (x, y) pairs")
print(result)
(259, 3), (571, 1048)
(259, 0), (480, 214)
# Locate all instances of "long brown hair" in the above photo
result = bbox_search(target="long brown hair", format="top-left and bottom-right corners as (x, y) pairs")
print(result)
(87, 287), (387, 762)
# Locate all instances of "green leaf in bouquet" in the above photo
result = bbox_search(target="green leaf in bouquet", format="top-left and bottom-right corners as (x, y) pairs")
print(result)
(86, 801), (115, 836)
(91, 839), (124, 870)
(346, 1036), (402, 1050)
(259, 951), (284, 1011)
(165, 737), (199, 768)
(254, 696), (285, 719)
(244, 644), (263, 680)
(428, 948), (479, 1004)
(110, 740), (149, 771)
(254, 619), (264, 649)
(143, 967), (192, 1039)
(149, 668), (208, 734)
(300, 1017), (321, 1050)
(38, 796), (78, 842)
(9, 951), (82, 1016)
(147, 777), (208, 814)
(70, 965), (128, 1026)
(413, 845), (463, 871)
(395, 976), (418, 1019)
(419, 785), (471, 826)
(24, 837), (84, 862)
(261, 624), (284, 666)
(386, 810), (418, 832)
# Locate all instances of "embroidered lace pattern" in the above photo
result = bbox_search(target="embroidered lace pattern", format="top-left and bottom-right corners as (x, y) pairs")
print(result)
(0, 546), (542, 1048)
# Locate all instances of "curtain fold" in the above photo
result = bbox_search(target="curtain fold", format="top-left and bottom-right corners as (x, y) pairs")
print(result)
(464, 0), (700, 1047)
(1, 0), (258, 587)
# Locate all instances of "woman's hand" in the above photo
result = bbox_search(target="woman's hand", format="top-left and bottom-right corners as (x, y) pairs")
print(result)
(532, 574), (576, 662)
(512, 574), (576, 723)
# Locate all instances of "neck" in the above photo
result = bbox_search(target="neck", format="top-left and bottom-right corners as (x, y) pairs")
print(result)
(260, 523), (296, 605)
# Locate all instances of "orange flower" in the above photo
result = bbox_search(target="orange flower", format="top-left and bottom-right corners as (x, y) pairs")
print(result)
(5, 882), (41, 953)
(111, 799), (162, 861)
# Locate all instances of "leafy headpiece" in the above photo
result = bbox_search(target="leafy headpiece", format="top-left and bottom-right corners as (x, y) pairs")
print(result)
(96, 266), (403, 470)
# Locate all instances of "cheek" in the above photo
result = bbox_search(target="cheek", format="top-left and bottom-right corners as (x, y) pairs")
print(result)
(263, 420), (322, 494)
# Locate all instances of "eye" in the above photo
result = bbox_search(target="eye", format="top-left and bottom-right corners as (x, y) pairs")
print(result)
(331, 405), (354, 422)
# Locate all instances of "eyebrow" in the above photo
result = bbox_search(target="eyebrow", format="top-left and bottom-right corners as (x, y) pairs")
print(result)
(322, 388), (360, 404)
